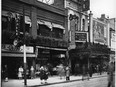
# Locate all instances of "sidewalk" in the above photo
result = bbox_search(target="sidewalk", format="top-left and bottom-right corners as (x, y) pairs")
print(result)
(2, 73), (107, 87)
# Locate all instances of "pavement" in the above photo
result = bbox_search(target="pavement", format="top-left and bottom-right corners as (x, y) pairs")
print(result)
(2, 73), (107, 87)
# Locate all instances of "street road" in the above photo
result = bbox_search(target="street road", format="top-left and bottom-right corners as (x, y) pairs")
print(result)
(40, 77), (110, 87)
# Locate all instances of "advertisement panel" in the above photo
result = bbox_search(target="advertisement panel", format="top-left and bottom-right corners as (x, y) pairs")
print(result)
(2, 44), (34, 53)
(75, 32), (88, 42)
(110, 31), (116, 51)
(93, 19), (107, 44)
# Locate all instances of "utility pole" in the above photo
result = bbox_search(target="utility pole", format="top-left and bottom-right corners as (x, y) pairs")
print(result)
(23, 5), (27, 86)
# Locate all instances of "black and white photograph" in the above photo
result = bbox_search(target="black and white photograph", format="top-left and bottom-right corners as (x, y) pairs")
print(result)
(1, 0), (115, 87)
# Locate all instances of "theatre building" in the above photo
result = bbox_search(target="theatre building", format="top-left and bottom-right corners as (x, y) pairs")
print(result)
(69, 13), (111, 75)
(2, 0), (68, 79)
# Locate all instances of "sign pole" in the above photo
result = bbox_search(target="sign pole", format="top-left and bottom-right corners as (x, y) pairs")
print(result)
(23, 5), (27, 86)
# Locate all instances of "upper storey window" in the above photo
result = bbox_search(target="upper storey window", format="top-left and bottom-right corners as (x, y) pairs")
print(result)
(37, 20), (65, 39)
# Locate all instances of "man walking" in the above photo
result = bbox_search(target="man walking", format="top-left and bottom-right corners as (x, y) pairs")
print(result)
(107, 61), (115, 87)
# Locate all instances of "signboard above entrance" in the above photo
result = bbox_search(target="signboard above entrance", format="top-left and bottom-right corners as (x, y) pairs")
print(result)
(2, 44), (34, 53)
(75, 32), (88, 42)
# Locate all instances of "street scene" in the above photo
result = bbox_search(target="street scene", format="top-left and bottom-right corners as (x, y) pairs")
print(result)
(1, 0), (116, 87)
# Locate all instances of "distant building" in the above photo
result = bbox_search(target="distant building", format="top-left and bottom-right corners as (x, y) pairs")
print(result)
(98, 14), (116, 62)
(109, 18), (116, 62)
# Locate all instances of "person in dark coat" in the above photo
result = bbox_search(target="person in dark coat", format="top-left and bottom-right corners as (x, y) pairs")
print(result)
(65, 66), (70, 81)
(82, 65), (86, 80)
(107, 61), (115, 87)
(89, 64), (93, 77)
(82, 64), (89, 80)
(39, 66), (49, 84)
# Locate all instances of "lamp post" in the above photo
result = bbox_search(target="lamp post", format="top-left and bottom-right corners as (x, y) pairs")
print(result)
(23, 5), (27, 86)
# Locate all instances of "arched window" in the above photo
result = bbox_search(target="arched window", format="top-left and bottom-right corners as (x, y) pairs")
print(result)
(82, 19), (85, 31)
(75, 16), (79, 31)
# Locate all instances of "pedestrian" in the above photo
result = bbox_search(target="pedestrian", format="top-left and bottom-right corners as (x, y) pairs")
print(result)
(30, 66), (35, 79)
(65, 66), (70, 81)
(96, 64), (99, 74)
(56, 64), (65, 79)
(74, 63), (80, 75)
(26, 68), (29, 79)
(82, 65), (86, 80)
(89, 64), (93, 77)
(47, 63), (53, 76)
(107, 61), (114, 87)
(4, 65), (8, 82)
(39, 66), (49, 84)
(82, 64), (89, 80)
(18, 66), (23, 79)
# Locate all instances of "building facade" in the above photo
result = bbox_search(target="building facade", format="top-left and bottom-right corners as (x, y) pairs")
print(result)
(109, 18), (116, 62)
(2, 0), (68, 79)
(65, 0), (89, 74)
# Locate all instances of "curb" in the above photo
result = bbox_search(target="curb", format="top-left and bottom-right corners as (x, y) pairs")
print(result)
(28, 75), (107, 87)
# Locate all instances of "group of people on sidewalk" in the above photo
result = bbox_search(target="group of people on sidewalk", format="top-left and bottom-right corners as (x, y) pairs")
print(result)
(2, 61), (115, 87)
(18, 65), (35, 80)
(35, 64), (71, 84)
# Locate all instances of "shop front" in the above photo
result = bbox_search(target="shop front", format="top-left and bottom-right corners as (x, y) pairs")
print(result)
(1, 44), (36, 79)
(35, 37), (68, 75)
(69, 42), (110, 75)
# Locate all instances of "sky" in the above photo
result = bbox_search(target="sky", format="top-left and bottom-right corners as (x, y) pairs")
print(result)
(90, 0), (116, 18)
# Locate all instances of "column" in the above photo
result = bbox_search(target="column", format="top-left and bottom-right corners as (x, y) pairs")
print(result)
(31, 7), (37, 39)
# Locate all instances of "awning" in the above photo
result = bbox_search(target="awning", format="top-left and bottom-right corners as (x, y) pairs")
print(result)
(52, 23), (65, 30)
(36, 46), (67, 51)
(69, 42), (110, 58)
(2, 10), (16, 18)
(37, 20), (52, 29)
(25, 16), (31, 27)
(2, 52), (36, 57)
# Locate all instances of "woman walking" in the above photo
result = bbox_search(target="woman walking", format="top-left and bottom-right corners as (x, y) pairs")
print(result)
(18, 66), (23, 79)
(56, 64), (65, 79)
(30, 66), (35, 79)
(39, 66), (49, 84)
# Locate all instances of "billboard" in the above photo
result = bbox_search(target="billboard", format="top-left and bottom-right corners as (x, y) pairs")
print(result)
(75, 32), (88, 42)
(110, 31), (116, 51)
(92, 19), (107, 44)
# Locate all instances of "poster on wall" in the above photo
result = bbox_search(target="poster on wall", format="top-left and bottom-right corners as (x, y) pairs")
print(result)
(92, 19), (107, 44)
(110, 31), (116, 51)
(75, 32), (88, 42)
